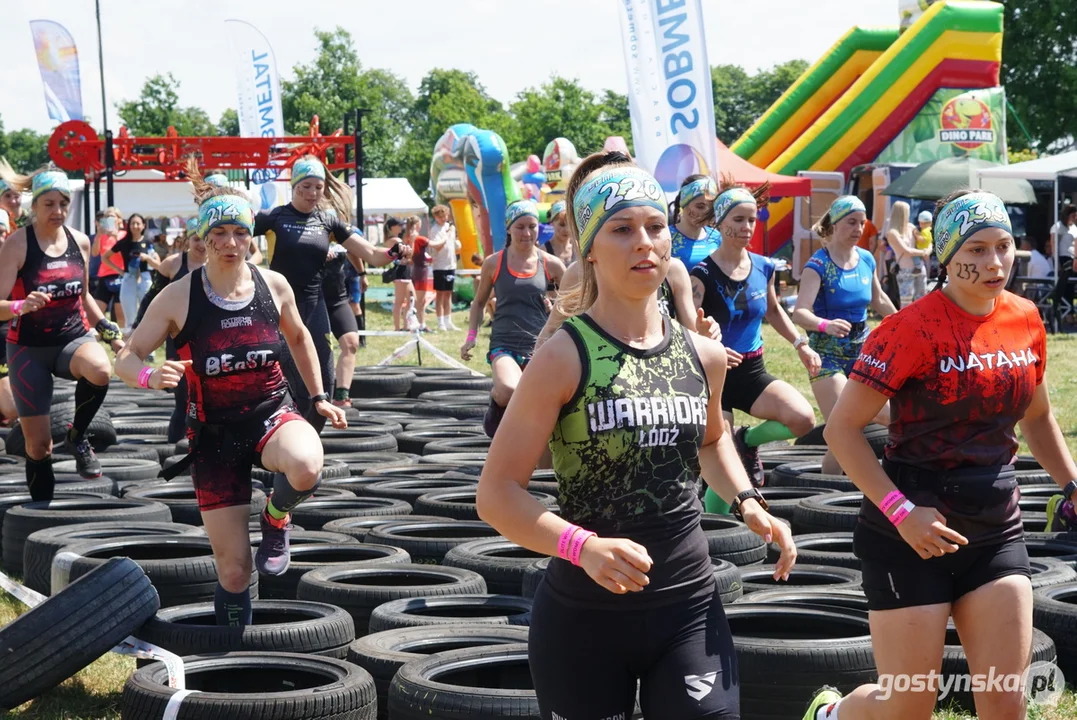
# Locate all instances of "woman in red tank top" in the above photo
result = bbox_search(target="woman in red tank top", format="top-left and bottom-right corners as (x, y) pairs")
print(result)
(116, 174), (347, 629)
(0, 166), (125, 498)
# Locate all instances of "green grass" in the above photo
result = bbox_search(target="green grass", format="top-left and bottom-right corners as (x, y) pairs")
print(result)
(3, 303), (1077, 718)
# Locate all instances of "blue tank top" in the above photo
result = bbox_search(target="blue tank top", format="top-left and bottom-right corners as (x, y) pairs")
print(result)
(670, 226), (721, 269)
(690, 253), (774, 354)
(804, 247), (876, 323)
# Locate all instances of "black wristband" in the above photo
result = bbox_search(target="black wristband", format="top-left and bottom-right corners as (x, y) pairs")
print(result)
(1064, 480), (1077, 502)
(310, 392), (330, 404)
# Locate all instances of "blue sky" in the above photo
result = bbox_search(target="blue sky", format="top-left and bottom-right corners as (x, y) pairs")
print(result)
(3, 0), (896, 135)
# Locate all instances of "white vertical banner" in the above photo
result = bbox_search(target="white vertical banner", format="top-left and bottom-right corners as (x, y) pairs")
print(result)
(225, 19), (286, 199)
(616, 0), (720, 193)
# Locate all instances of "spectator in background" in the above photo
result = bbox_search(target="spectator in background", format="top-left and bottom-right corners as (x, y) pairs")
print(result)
(406, 215), (433, 332)
(914, 210), (935, 277)
(1025, 236), (1053, 279)
(886, 201), (930, 306)
(92, 206), (126, 328)
(111, 213), (158, 335)
(1049, 205), (1077, 319)
(383, 217), (412, 331)
(427, 204), (461, 331)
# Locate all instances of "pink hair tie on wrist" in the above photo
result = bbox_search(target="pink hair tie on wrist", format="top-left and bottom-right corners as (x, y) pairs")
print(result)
(889, 500), (915, 527)
(10, 300), (24, 316)
(137, 366), (154, 389)
(568, 530), (596, 567)
(817, 319), (829, 333)
(557, 525), (581, 561)
(880, 490), (905, 515)
(466, 329), (477, 344)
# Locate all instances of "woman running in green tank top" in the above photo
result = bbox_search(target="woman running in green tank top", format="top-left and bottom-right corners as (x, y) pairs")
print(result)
(476, 152), (796, 720)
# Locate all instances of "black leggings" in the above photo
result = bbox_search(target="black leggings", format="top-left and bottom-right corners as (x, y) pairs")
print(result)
(528, 579), (739, 719)
(279, 295), (334, 434)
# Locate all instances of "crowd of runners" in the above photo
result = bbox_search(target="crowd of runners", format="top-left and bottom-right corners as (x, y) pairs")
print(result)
(1, 147), (1076, 719)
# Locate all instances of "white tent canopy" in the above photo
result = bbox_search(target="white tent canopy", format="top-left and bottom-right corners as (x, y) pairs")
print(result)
(354, 177), (428, 217)
(976, 151), (1077, 181)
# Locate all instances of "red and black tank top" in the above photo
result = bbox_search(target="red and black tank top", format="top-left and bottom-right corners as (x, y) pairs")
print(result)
(174, 265), (289, 424)
(9, 225), (89, 347)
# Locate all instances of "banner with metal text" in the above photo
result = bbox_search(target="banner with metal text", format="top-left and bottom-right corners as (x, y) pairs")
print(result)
(615, 0), (720, 193)
(29, 20), (84, 123)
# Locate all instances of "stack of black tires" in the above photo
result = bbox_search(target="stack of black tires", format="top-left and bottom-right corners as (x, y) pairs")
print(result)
(1, 367), (1075, 718)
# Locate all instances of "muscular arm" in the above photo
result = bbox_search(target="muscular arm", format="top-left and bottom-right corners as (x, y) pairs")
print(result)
(791, 268), (826, 331)
(764, 270), (803, 344)
(667, 260), (699, 332)
(0, 230), (27, 320)
(694, 335), (754, 503)
(465, 254), (498, 336)
(342, 231), (402, 270)
(266, 271), (326, 398)
(115, 281), (187, 383)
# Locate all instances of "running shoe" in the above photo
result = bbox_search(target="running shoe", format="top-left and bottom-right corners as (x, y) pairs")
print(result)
(255, 510), (291, 576)
(1044, 494), (1077, 532)
(733, 425), (765, 487)
(802, 686), (843, 720)
(65, 425), (102, 479)
(482, 398), (506, 438)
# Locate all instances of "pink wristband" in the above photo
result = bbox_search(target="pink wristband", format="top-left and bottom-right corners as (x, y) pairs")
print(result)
(568, 530), (596, 567)
(137, 366), (154, 389)
(10, 300), (24, 316)
(880, 490), (905, 514)
(466, 329), (477, 343)
(817, 319), (829, 333)
(557, 525), (581, 560)
(888, 500), (915, 527)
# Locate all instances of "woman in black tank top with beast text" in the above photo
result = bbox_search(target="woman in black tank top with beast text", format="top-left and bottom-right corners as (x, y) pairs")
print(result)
(0, 167), (124, 497)
(117, 182), (348, 629)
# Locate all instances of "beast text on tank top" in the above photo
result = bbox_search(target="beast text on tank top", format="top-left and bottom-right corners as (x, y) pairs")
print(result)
(489, 249), (551, 355)
(670, 225), (721, 269)
(546, 314), (713, 607)
(174, 265), (289, 424)
(254, 205), (352, 304)
(9, 225), (89, 347)
(691, 253), (774, 354)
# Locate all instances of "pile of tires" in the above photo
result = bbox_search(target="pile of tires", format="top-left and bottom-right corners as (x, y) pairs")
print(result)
(3, 370), (1076, 718)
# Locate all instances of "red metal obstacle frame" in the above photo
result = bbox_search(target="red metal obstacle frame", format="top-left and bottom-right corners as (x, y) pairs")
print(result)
(46, 116), (356, 181)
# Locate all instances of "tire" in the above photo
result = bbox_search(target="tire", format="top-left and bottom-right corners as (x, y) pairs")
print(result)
(349, 624), (530, 720)
(1031, 557), (1077, 590)
(725, 604), (876, 719)
(52, 457), (162, 482)
(699, 514), (767, 566)
(350, 397), (429, 413)
(395, 429), (484, 455)
(406, 375), (493, 398)
(60, 536), (259, 607)
(113, 434), (176, 463)
(415, 390), (491, 404)
(417, 452), (488, 470)
(736, 588), (869, 614)
(290, 497), (414, 530)
(297, 563), (487, 636)
(415, 489), (554, 522)
(0, 473), (116, 497)
(768, 462), (857, 491)
(408, 403), (487, 420)
(1023, 536), (1077, 564)
(320, 428), (398, 454)
(759, 487), (841, 522)
(259, 543), (412, 600)
(738, 563), (862, 596)
(712, 558), (743, 604)
(121, 652), (377, 719)
(350, 369), (416, 398)
(0, 557), (160, 710)
(356, 478), (477, 505)
(2, 498), (172, 575)
(423, 436), (493, 455)
(250, 459), (351, 484)
(136, 600), (356, 659)
(321, 515), (447, 543)
(366, 521), (503, 564)
(362, 462), (471, 478)
(388, 643), (535, 720)
(368, 594), (532, 634)
(521, 557), (550, 598)
(326, 453), (419, 477)
(1033, 582), (1077, 679)
(249, 529), (358, 547)
(442, 539), (548, 595)
(767, 532), (860, 570)
(22, 520), (201, 595)
(123, 484), (267, 526)
(792, 492), (864, 534)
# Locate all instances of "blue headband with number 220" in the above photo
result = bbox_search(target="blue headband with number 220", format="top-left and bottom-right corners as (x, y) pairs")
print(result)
(574, 166), (667, 257)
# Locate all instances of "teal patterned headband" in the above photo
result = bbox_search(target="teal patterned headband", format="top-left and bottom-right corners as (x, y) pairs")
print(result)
(205, 174), (229, 187)
(679, 177), (718, 207)
(828, 195), (866, 224)
(291, 157), (326, 187)
(712, 188), (757, 227)
(934, 192), (1011, 266)
(548, 200), (567, 222)
(185, 216), (200, 237)
(32, 171), (71, 200)
(0, 180), (8, 195)
(574, 166), (666, 257)
(505, 200), (538, 230)
(198, 195), (255, 238)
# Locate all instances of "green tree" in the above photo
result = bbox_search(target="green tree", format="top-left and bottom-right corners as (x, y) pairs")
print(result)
(598, 90), (634, 155)
(712, 60), (810, 144)
(1002, 0), (1077, 152)
(217, 108), (240, 136)
(116, 73), (215, 136)
(0, 116), (51, 173)
(511, 77), (610, 159)
(281, 28), (413, 178)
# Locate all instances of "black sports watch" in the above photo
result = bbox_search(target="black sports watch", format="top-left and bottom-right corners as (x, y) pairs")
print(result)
(310, 392), (330, 404)
(730, 488), (768, 520)
(1063, 480), (1077, 502)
